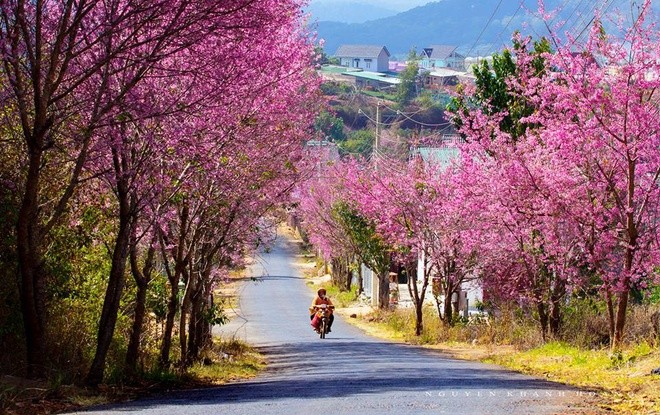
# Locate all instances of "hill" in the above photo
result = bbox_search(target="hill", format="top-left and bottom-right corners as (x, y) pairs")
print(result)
(316, 0), (656, 57)
(306, 1), (398, 24)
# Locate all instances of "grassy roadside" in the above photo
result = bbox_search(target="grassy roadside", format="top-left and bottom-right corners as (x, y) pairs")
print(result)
(485, 342), (659, 414)
(0, 339), (265, 415)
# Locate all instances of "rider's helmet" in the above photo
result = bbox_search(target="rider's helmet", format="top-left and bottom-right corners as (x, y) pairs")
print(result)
(317, 288), (327, 296)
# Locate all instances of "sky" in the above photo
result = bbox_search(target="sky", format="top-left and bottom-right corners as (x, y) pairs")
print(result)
(310, 0), (431, 12)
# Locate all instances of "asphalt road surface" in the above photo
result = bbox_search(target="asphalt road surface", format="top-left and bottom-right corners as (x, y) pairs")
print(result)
(74, 235), (596, 414)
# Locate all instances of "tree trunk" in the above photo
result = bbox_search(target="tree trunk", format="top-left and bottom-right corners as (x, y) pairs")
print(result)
(125, 279), (148, 373)
(159, 205), (189, 369)
(159, 283), (179, 369)
(343, 256), (352, 292)
(16, 151), (47, 378)
(443, 293), (453, 326)
(537, 302), (548, 342)
(612, 289), (629, 351)
(186, 280), (203, 366)
(611, 160), (637, 351)
(125, 240), (155, 372)
(87, 190), (132, 385)
(330, 258), (342, 287)
(605, 289), (615, 344)
(357, 263), (363, 295)
(549, 281), (565, 338)
(378, 270), (389, 309)
(442, 279), (456, 326)
(196, 279), (214, 357)
(549, 301), (561, 339)
(179, 275), (191, 367)
(414, 303), (424, 336)
(406, 263), (423, 336)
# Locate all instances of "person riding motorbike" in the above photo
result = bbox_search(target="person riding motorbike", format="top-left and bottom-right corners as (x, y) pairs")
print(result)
(309, 288), (334, 333)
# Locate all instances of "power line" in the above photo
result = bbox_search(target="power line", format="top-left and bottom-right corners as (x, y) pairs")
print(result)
(570, 0), (618, 43)
(555, 0), (589, 34)
(358, 108), (398, 127)
(466, 0), (506, 58)
(497, 0), (526, 47)
(393, 110), (455, 128)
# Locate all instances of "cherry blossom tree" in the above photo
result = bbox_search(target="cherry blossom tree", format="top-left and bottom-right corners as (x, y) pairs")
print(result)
(528, 1), (659, 349)
(451, 0), (658, 347)
(0, 0), (228, 378)
(0, 0), (321, 380)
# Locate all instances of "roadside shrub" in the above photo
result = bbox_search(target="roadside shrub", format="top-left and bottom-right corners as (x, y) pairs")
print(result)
(561, 297), (659, 349)
(561, 298), (610, 348)
(326, 284), (359, 308)
(626, 305), (660, 347)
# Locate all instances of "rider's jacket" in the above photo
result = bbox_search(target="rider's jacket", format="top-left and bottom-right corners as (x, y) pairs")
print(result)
(309, 296), (334, 317)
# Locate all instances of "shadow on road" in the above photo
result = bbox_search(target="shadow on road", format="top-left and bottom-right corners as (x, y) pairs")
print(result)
(92, 340), (580, 411)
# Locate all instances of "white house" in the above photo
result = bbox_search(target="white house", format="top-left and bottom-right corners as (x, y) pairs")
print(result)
(335, 45), (391, 73)
(419, 45), (465, 71)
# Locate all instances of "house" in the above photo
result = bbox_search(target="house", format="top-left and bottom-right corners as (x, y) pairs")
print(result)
(419, 45), (465, 71)
(412, 137), (463, 169)
(408, 142), (483, 317)
(388, 61), (408, 73)
(335, 45), (391, 73)
(305, 140), (340, 166)
(424, 67), (462, 90)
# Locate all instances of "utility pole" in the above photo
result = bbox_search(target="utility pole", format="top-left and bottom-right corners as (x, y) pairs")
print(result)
(374, 101), (380, 171)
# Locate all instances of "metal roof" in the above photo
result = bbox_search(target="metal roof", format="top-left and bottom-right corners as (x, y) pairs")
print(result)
(427, 68), (463, 78)
(335, 45), (390, 58)
(343, 71), (401, 84)
(415, 146), (460, 168)
(422, 45), (460, 60)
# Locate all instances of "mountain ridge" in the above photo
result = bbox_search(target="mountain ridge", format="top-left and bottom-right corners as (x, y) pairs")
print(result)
(314, 0), (656, 57)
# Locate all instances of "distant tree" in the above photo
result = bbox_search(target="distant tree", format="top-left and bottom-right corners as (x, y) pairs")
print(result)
(448, 35), (551, 142)
(315, 45), (339, 65)
(395, 49), (420, 107)
(338, 130), (374, 157)
(314, 110), (346, 141)
(333, 201), (391, 308)
(414, 90), (444, 110)
(320, 81), (353, 96)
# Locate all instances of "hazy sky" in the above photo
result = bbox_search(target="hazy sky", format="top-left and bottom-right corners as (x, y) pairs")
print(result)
(310, 0), (432, 12)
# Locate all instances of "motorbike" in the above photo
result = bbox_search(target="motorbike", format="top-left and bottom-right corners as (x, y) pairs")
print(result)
(313, 304), (335, 339)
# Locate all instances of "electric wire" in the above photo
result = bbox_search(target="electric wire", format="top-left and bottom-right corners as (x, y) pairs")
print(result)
(466, 0), (506, 58)
(497, 0), (526, 47)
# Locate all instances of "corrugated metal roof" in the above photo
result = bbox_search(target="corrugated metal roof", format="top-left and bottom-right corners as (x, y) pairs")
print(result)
(428, 68), (463, 77)
(422, 45), (459, 60)
(416, 146), (460, 168)
(335, 45), (390, 58)
(343, 71), (401, 84)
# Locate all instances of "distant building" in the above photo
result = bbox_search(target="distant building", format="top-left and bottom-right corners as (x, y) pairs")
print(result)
(335, 45), (391, 73)
(342, 71), (400, 90)
(305, 140), (340, 165)
(424, 67), (462, 90)
(388, 61), (408, 73)
(419, 45), (465, 71)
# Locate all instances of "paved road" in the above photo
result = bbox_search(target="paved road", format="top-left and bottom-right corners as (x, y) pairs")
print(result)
(75, 236), (596, 414)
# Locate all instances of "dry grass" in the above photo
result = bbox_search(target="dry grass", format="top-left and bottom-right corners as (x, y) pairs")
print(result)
(486, 342), (660, 414)
(0, 339), (266, 415)
(188, 340), (266, 384)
